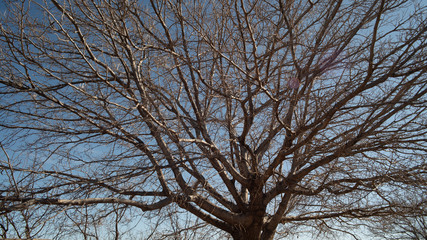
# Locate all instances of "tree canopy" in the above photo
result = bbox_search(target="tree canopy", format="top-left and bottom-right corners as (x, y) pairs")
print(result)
(0, 0), (426, 239)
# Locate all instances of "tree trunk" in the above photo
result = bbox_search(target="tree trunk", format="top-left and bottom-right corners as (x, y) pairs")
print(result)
(232, 221), (263, 240)
(232, 223), (276, 240)
(231, 207), (270, 239)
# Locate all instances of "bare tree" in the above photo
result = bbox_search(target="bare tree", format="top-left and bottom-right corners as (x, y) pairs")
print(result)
(371, 214), (427, 240)
(367, 194), (427, 240)
(0, 0), (426, 239)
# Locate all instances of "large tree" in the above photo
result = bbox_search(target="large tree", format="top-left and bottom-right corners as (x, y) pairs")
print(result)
(0, 0), (426, 239)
